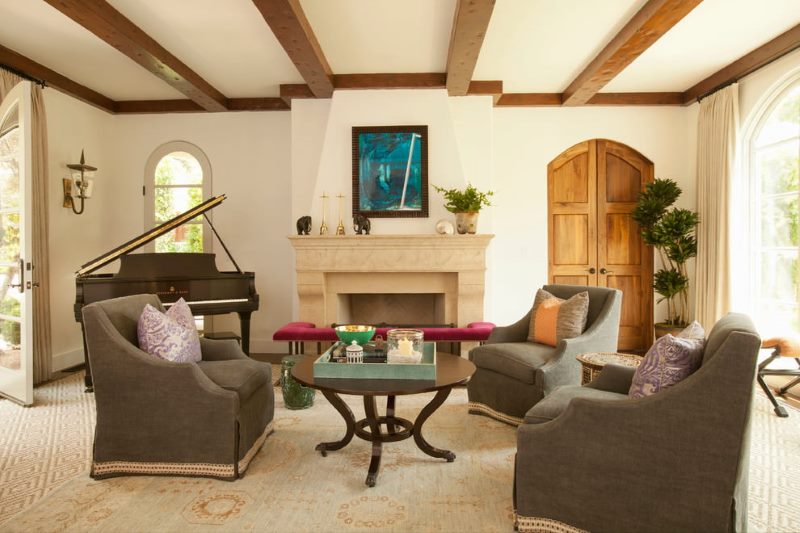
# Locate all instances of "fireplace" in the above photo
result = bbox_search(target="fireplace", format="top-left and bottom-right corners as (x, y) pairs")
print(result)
(289, 234), (493, 331)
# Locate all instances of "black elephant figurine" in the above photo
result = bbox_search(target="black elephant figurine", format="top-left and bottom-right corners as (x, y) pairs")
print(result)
(353, 214), (371, 235)
(296, 215), (312, 235)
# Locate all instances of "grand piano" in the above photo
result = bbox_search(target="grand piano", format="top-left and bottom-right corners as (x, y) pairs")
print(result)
(75, 194), (258, 391)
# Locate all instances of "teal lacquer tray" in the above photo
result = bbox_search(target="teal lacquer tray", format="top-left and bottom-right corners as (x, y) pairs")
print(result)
(313, 342), (436, 380)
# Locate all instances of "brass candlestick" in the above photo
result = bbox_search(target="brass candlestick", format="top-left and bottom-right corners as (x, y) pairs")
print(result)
(319, 193), (329, 235)
(336, 193), (346, 235)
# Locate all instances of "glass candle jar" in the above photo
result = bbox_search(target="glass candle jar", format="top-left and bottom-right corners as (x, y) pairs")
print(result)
(387, 329), (424, 362)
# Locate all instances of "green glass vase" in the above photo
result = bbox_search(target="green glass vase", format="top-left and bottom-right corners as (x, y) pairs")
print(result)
(280, 355), (315, 410)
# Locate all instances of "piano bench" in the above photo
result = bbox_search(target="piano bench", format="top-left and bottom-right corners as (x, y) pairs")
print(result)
(204, 331), (242, 345)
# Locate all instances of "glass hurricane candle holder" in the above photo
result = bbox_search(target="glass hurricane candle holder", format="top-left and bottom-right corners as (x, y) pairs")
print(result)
(387, 329), (424, 363)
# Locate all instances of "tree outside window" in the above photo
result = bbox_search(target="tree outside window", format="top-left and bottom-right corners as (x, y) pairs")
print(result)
(153, 151), (204, 253)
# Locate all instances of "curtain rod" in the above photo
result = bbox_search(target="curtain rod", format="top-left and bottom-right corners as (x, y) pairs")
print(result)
(0, 64), (46, 88)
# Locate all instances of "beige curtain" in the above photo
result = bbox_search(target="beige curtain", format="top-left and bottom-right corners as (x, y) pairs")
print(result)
(0, 69), (52, 384)
(694, 83), (738, 329)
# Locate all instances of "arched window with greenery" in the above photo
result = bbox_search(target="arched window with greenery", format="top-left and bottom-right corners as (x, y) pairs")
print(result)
(144, 141), (212, 253)
(747, 78), (800, 335)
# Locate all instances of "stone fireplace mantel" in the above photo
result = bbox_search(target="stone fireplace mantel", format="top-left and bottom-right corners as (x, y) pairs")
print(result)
(288, 234), (493, 329)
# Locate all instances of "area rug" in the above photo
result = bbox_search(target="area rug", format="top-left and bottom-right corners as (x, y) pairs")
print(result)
(1, 371), (799, 532)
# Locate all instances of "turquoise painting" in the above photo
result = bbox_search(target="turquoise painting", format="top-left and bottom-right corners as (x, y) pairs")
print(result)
(352, 126), (428, 218)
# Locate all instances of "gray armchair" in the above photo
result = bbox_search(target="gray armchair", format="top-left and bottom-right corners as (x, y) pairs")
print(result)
(82, 294), (274, 480)
(467, 285), (621, 424)
(515, 313), (761, 533)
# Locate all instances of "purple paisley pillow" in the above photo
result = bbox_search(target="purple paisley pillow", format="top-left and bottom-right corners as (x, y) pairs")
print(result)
(137, 298), (201, 363)
(628, 334), (705, 398)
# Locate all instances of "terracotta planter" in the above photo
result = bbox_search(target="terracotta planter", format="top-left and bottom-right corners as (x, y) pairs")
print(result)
(455, 212), (479, 234)
(654, 323), (686, 339)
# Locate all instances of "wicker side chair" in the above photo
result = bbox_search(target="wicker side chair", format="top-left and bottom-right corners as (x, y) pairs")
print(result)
(467, 284), (621, 425)
(82, 294), (274, 480)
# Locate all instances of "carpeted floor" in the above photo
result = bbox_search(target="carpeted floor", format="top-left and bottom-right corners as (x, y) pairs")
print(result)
(0, 370), (798, 532)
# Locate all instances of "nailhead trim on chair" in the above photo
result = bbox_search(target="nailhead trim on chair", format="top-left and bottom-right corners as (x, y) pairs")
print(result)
(467, 401), (523, 426)
(92, 421), (275, 479)
(516, 515), (587, 533)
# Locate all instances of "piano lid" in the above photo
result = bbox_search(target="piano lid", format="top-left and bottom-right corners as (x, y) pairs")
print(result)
(76, 194), (226, 277)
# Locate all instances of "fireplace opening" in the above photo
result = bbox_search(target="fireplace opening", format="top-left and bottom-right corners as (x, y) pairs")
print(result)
(337, 293), (446, 326)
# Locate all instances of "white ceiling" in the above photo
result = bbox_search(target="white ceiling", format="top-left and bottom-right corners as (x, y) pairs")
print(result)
(0, 0), (184, 100)
(300, 0), (457, 74)
(474, 0), (648, 92)
(605, 0), (800, 92)
(0, 0), (798, 103)
(105, 0), (304, 98)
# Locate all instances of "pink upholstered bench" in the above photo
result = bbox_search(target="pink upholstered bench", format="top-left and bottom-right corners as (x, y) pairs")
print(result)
(273, 322), (495, 355)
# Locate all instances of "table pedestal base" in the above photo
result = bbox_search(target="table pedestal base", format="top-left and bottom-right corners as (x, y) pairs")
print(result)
(315, 388), (455, 486)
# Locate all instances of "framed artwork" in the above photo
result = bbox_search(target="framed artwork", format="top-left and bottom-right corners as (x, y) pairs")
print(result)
(352, 125), (428, 218)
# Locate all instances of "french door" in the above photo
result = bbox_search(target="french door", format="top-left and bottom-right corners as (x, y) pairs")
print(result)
(0, 81), (34, 405)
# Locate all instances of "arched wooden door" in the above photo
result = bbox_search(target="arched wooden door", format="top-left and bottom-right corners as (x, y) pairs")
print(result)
(548, 139), (653, 351)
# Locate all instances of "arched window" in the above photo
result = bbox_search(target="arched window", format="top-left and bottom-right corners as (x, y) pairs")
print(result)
(144, 141), (212, 252)
(746, 77), (800, 335)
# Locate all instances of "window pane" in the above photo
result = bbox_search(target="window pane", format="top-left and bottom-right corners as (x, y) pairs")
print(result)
(759, 250), (799, 302)
(155, 223), (203, 253)
(0, 127), (19, 158)
(755, 85), (800, 147)
(0, 136), (20, 211)
(761, 196), (799, 247)
(155, 186), (203, 222)
(154, 151), (202, 186)
(757, 300), (800, 336)
(0, 317), (21, 371)
(0, 212), (20, 263)
(757, 142), (799, 195)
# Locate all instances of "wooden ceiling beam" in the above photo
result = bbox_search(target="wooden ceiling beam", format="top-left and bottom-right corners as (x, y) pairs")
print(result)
(446, 0), (496, 96)
(0, 43), (115, 113)
(467, 80), (503, 104)
(495, 93), (562, 106)
(587, 92), (683, 105)
(562, 0), (702, 106)
(252, 0), (334, 98)
(114, 98), (289, 114)
(333, 73), (447, 89)
(279, 83), (315, 106)
(43, 0), (227, 112)
(682, 23), (800, 104)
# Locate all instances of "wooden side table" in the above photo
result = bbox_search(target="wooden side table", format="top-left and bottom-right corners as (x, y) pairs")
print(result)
(576, 352), (642, 385)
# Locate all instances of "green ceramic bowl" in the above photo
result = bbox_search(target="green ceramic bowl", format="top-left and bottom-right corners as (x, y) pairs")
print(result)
(335, 325), (376, 345)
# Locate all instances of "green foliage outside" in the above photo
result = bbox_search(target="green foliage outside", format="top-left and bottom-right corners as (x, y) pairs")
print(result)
(433, 183), (494, 213)
(154, 154), (204, 253)
(632, 178), (699, 326)
(0, 297), (20, 345)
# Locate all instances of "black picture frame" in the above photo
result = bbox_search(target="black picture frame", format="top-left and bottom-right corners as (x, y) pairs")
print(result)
(352, 125), (428, 218)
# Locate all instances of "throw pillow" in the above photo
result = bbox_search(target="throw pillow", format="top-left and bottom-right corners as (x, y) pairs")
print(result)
(628, 334), (705, 399)
(677, 320), (705, 340)
(137, 298), (202, 363)
(527, 289), (590, 347)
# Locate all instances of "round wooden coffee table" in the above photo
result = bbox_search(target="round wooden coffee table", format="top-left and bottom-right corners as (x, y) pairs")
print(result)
(291, 352), (476, 487)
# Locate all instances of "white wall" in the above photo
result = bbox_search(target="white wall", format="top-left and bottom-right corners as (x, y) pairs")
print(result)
(45, 90), (116, 370)
(45, 95), (293, 368)
(491, 106), (695, 325)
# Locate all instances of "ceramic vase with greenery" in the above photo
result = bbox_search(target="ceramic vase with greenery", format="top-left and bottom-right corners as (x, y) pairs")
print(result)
(433, 183), (493, 234)
(632, 178), (699, 331)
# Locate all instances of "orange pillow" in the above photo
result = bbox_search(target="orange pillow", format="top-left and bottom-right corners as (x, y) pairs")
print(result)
(533, 298), (561, 346)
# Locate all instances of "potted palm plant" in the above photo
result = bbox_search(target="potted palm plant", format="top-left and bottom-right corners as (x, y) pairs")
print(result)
(433, 183), (493, 234)
(632, 178), (700, 337)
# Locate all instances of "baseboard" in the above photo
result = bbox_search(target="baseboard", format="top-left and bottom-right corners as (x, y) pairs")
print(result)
(53, 348), (85, 372)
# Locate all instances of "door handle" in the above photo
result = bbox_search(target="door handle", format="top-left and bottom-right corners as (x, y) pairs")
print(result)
(600, 268), (613, 275)
(587, 267), (596, 274)
(9, 259), (23, 291)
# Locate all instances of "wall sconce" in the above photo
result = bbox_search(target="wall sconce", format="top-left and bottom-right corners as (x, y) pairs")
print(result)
(63, 150), (96, 215)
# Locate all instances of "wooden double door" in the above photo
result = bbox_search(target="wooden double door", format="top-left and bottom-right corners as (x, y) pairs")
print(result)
(547, 139), (653, 351)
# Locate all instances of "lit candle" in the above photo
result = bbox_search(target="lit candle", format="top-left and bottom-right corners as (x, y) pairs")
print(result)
(398, 337), (413, 356)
